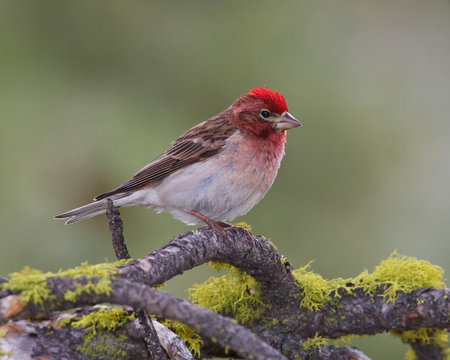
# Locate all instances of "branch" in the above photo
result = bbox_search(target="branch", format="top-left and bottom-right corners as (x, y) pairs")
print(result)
(120, 226), (299, 302)
(0, 221), (448, 359)
(1, 277), (287, 360)
(0, 306), (192, 360)
(114, 227), (449, 358)
(106, 199), (167, 360)
(106, 198), (130, 261)
(296, 287), (450, 338)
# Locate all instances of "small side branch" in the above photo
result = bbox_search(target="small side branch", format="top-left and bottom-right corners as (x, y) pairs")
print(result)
(106, 198), (130, 260)
(106, 199), (167, 360)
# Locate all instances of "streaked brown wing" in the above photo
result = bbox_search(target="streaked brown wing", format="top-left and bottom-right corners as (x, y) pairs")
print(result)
(94, 114), (236, 201)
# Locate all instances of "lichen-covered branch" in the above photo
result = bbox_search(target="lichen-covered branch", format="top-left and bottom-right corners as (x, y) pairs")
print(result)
(0, 305), (189, 360)
(0, 224), (448, 359)
(106, 198), (167, 360)
(1, 277), (287, 360)
(119, 225), (299, 301)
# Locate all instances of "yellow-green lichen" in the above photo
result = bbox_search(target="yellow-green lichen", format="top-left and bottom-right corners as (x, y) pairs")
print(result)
(1, 260), (130, 306)
(333, 334), (354, 346)
(391, 327), (449, 359)
(69, 306), (135, 335)
(78, 334), (129, 360)
(63, 306), (135, 359)
(292, 252), (448, 357)
(0, 350), (13, 358)
(300, 333), (329, 351)
(162, 319), (203, 357)
(405, 348), (418, 360)
(232, 222), (252, 230)
(360, 251), (445, 302)
(189, 263), (265, 324)
(292, 251), (446, 312)
(64, 278), (113, 302)
(292, 261), (346, 311)
(281, 255), (289, 265)
(1, 267), (56, 305)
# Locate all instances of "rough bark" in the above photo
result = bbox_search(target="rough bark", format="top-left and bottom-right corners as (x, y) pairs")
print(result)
(0, 216), (448, 359)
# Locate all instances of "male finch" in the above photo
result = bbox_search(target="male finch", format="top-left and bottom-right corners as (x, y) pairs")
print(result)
(55, 87), (302, 230)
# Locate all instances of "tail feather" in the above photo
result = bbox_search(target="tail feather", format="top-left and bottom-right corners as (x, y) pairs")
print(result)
(54, 201), (108, 224)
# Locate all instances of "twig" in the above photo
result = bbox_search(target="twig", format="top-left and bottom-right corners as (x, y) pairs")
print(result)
(106, 198), (130, 260)
(152, 319), (194, 360)
(136, 310), (170, 360)
(106, 199), (168, 360)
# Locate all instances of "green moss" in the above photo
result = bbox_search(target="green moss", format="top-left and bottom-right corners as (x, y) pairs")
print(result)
(189, 264), (265, 324)
(162, 319), (203, 357)
(63, 306), (135, 359)
(1, 260), (130, 306)
(292, 251), (446, 312)
(0, 329), (5, 338)
(300, 333), (329, 351)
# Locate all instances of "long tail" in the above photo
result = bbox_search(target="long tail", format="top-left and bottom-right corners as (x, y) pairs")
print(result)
(54, 201), (109, 224)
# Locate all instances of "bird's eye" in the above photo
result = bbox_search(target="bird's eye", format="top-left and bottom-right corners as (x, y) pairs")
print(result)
(260, 110), (271, 118)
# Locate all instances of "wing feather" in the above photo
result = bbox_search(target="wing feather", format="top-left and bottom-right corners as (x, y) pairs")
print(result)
(94, 114), (236, 201)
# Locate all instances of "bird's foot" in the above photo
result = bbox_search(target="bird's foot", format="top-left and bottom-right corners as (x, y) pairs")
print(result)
(216, 221), (232, 228)
(190, 210), (233, 242)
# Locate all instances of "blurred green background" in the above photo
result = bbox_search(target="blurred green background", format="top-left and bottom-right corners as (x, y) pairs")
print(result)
(1, 0), (449, 358)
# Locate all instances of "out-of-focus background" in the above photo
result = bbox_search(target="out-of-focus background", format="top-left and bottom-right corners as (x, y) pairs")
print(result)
(1, 1), (449, 357)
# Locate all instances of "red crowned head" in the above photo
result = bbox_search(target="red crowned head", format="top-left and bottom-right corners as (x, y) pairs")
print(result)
(232, 87), (301, 136)
(247, 87), (288, 114)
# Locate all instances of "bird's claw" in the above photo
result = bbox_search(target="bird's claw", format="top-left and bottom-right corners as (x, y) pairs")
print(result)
(190, 210), (235, 244)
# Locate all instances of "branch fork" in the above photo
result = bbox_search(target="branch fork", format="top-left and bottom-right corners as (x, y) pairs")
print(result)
(0, 202), (448, 359)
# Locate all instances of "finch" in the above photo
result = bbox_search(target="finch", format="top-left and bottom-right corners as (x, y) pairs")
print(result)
(55, 87), (302, 229)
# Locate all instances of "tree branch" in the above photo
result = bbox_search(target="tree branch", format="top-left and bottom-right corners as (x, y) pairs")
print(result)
(0, 216), (448, 359)
(106, 198), (130, 261)
(119, 226), (299, 302)
(106, 198), (168, 360)
(1, 277), (287, 360)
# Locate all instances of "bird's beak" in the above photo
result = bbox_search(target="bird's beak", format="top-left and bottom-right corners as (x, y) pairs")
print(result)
(275, 112), (302, 131)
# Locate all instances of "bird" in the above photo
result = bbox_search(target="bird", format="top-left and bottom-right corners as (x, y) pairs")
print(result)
(54, 87), (302, 231)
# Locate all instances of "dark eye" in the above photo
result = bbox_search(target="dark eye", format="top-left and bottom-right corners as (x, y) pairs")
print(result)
(260, 110), (271, 118)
